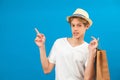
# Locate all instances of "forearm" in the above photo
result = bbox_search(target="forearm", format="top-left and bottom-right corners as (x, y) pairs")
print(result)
(39, 45), (49, 70)
(84, 51), (96, 80)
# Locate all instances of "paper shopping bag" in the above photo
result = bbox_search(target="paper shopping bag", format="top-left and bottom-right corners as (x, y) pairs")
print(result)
(96, 50), (110, 80)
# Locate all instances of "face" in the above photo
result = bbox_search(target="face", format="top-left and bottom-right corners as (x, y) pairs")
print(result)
(70, 18), (88, 39)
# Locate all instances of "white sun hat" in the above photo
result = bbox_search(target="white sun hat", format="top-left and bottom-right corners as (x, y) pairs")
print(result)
(67, 8), (93, 26)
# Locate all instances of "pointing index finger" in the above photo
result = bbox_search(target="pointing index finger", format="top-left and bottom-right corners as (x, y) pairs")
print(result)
(91, 36), (96, 40)
(35, 28), (40, 34)
(91, 36), (99, 41)
(97, 37), (99, 41)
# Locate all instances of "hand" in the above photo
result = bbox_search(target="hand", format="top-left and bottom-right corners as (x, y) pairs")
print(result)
(34, 28), (46, 47)
(88, 36), (99, 57)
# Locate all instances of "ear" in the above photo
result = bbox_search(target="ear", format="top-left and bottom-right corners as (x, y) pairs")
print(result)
(86, 25), (90, 30)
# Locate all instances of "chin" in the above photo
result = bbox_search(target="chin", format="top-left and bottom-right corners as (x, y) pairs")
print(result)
(73, 36), (81, 39)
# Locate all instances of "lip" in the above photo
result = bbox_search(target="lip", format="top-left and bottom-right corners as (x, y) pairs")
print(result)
(73, 32), (79, 35)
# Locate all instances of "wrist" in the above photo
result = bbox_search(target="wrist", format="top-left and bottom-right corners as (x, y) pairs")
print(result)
(38, 45), (45, 49)
(89, 48), (97, 53)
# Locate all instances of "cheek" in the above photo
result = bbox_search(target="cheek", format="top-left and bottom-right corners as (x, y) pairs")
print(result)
(71, 28), (74, 32)
(83, 30), (87, 34)
(80, 29), (87, 34)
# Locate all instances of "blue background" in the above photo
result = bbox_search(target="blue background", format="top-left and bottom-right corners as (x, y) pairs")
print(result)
(0, 0), (120, 80)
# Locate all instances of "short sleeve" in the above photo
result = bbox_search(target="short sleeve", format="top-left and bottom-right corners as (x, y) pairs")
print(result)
(48, 40), (57, 64)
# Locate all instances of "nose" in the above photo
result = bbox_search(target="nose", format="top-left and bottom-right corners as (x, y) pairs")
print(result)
(74, 26), (78, 31)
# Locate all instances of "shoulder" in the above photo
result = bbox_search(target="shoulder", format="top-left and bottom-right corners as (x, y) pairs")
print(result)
(54, 37), (67, 43)
(84, 41), (89, 46)
(52, 37), (67, 46)
(80, 41), (89, 47)
(82, 41), (89, 51)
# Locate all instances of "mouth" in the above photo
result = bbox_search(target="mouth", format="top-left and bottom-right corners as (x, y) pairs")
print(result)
(73, 32), (79, 36)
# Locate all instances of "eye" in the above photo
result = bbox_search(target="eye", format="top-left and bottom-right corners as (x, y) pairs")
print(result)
(78, 24), (81, 27)
(71, 24), (75, 27)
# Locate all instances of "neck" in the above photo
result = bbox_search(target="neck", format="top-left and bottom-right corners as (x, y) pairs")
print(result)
(72, 37), (84, 45)
(67, 36), (84, 47)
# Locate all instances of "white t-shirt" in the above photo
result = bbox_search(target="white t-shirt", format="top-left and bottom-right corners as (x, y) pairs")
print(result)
(48, 38), (89, 80)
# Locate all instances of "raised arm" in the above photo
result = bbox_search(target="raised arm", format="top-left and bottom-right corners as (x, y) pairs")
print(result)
(34, 28), (55, 74)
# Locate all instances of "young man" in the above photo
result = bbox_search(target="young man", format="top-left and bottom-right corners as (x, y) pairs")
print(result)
(35, 8), (98, 80)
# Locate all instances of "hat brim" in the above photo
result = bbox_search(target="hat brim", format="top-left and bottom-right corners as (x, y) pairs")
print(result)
(67, 16), (92, 27)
